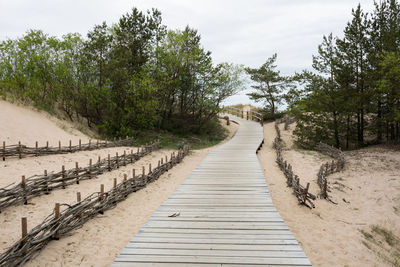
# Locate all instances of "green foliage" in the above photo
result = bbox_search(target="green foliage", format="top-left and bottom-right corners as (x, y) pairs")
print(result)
(290, 0), (400, 149)
(245, 54), (291, 115)
(0, 7), (243, 142)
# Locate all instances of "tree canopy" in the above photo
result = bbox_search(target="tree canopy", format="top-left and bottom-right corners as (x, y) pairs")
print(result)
(0, 7), (243, 138)
(290, 0), (400, 149)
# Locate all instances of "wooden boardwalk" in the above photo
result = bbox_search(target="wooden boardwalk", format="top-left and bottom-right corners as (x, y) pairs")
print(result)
(112, 117), (312, 266)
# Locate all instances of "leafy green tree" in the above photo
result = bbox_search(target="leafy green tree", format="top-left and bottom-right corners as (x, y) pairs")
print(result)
(378, 51), (400, 140)
(245, 54), (287, 115)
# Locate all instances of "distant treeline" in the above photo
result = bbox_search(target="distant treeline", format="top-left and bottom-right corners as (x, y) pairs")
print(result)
(291, 0), (400, 149)
(0, 8), (243, 137)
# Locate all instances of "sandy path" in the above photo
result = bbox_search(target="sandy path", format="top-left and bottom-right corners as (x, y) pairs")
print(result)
(258, 121), (399, 267)
(0, 118), (238, 267)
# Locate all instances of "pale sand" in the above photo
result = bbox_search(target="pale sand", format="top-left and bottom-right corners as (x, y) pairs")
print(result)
(0, 99), (89, 146)
(0, 100), (239, 266)
(258, 121), (400, 267)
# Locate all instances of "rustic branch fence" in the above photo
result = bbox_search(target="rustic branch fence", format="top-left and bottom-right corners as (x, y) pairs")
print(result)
(2, 137), (135, 161)
(276, 114), (296, 130)
(316, 143), (345, 200)
(223, 107), (264, 125)
(273, 121), (316, 208)
(0, 141), (160, 212)
(0, 146), (189, 267)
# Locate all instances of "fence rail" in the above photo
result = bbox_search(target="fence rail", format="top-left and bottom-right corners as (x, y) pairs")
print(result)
(223, 106), (263, 125)
(316, 143), (345, 200)
(1, 138), (135, 161)
(273, 121), (315, 208)
(276, 114), (296, 130)
(0, 141), (160, 212)
(0, 146), (190, 267)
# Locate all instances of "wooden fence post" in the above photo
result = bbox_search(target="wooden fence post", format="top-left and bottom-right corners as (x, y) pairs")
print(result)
(123, 151), (126, 166)
(44, 170), (49, 194)
(18, 141), (22, 159)
(53, 203), (60, 239)
(69, 140), (72, 151)
(130, 150), (133, 163)
(108, 154), (111, 171)
(21, 217), (27, 253)
(323, 179), (328, 199)
(61, 165), (66, 189)
(46, 141), (49, 150)
(21, 175), (27, 205)
(89, 159), (92, 178)
(35, 141), (38, 157)
(59, 141), (61, 151)
(142, 166), (146, 183)
(77, 192), (81, 202)
(123, 174), (127, 193)
(304, 183), (310, 202)
(116, 152), (119, 168)
(79, 139), (81, 150)
(88, 139), (91, 149)
(100, 184), (104, 201)
(148, 163), (152, 174)
(75, 162), (79, 184)
(2, 141), (5, 161)
(113, 178), (117, 189)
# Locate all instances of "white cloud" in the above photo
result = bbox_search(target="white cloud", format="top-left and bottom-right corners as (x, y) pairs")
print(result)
(0, 0), (376, 106)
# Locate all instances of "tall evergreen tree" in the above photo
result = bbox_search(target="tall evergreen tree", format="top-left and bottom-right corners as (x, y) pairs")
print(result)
(245, 54), (287, 116)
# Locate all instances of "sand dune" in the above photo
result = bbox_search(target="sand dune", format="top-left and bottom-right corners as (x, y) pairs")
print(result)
(258, 121), (400, 267)
(0, 100), (239, 266)
(0, 100), (89, 146)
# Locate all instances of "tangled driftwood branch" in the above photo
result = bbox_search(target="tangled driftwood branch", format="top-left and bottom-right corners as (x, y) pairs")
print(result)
(0, 146), (190, 267)
(1, 138), (135, 161)
(273, 121), (315, 208)
(316, 143), (345, 200)
(0, 141), (160, 212)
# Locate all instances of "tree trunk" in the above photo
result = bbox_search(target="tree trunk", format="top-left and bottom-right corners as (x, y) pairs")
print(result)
(346, 115), (350, 149)
(333, 111), (340, 148)
(377, 100), (382, 143)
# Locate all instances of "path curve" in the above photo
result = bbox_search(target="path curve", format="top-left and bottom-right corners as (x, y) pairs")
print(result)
(112, 116), (312, 266)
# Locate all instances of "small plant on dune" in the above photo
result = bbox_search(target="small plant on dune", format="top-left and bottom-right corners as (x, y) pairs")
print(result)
(360, 225), (400, 267)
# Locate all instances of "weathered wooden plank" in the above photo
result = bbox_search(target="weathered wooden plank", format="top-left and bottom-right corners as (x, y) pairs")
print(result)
(114, 255), (312, 265)
(164, 199), (272, 204)
(125, 242), (304, 251)
(169, 195), (270, 199)
(135, 232), (296, 240)
(120, 248), (307, 258)
(143, 221), (289, 230)
(147, 217), (284, 222)
(112, 117), (311, 266)
(131, 237), (299, 245)
(152, 211), (281, 217)
(112, 263), (306, 267)
(138, 228), (293, 235)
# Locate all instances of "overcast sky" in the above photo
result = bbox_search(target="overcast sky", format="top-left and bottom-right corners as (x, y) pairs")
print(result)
(0, 0), (375, 106)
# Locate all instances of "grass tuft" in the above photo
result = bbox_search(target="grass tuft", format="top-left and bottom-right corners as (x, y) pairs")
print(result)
(360, 225), (400, 267)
